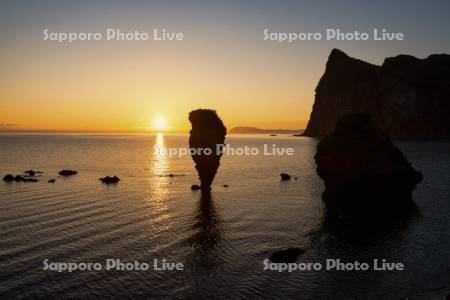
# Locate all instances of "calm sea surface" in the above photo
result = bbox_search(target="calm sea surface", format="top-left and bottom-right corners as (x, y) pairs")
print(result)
(0, 134), (449, 299)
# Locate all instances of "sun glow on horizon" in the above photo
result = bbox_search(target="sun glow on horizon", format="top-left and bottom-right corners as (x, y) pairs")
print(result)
(152, 116), (167, 132)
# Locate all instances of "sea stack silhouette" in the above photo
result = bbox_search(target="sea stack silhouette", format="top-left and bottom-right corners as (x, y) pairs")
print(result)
(303, 49), (450, 139)
(189, 109), (227, 192)
(315, 114), (423, 217)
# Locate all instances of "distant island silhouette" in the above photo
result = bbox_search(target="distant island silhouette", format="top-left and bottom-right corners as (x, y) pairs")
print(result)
(303, 48), (450, 139)
(229, 127), (304, 134)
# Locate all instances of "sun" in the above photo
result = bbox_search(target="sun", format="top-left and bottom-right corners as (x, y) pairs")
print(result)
(153, 116), (167, 131)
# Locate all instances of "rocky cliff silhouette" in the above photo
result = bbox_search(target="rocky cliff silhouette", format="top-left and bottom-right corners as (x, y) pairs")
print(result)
(189, 109), (226, 191)
(303, 49), (450, 139)
(315, 113), (422, 218)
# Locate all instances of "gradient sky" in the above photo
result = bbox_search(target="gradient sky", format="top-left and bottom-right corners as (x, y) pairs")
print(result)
(1, 0), (449, 132)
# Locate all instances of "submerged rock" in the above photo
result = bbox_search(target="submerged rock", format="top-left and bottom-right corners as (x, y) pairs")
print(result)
(59, 170), (77, 176)
(189, 109), (227, 192)
(269, 248), (306, 263)
(280, 173), (291, 180)
(315, 114), (423, 216)
(99, 176), (120, 184)
(3, 174), (15, 182)
(223, 184), (229, 188)
(48, 179), (56, 183)
(191, 184), (201, 191)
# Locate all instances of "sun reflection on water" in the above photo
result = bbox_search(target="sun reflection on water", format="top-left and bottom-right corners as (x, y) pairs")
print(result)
(145, 133), (170, 215)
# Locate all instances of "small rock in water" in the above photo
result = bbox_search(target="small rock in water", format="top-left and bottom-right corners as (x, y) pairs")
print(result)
(294, 177), (298, 180)
(3, 174), (15, 182)
(24, 170), (36, 176)
(4, 174), (38, 182)
(269, 248), (306, 263)
(191, 184), (201, 191)
(23, 178), (38, 182)
(48, 179), (56, 183)
(158, 174), (185, 177)
(280, 173), (291, 180)
(14, 175), (25, 182)
(59, 170), (77, 176)
(99, 176), (120, 184)
(223, 184), (229, 187)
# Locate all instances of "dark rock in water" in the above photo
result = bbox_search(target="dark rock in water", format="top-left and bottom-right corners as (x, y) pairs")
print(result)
(24, 170), (35, 176)
(3, 174), (15, 182)
(59, 170), (77, 176)
(23, 178), (38, 182)
(99, 176), (120, 184)
(189, 109), (227, 192)
(303, 49), (450, 139)
(158, 174), (185, 177)
(223, 184), (229, 187)
(48, 179), (56, 183)
(11, 175), (38, 182)
(14, 175), (25, 182)
(191, 184), (201, 191)
(315, 114), (423, 216)
(294, 177), (298, 180)
(280, 173), (291, 180)
(269, 248), (306, 263)
(4, 174), (38, 182)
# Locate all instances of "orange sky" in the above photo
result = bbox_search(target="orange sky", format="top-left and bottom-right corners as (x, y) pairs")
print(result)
(1, 1), (448, 132)
(0, 38), (315, 132)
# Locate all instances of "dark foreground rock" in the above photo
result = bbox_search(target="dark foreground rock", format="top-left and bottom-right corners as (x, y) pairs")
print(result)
(189, 109), (227, 192)
(59, 170), (77, 176)
(269, 248), (306, 263)
(48, 179), (56, 183)
(280, 173), (291, 180)
(99, 176), (120, 184)
(315, 114), (423, 216)
(303, 49), (450, 139)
